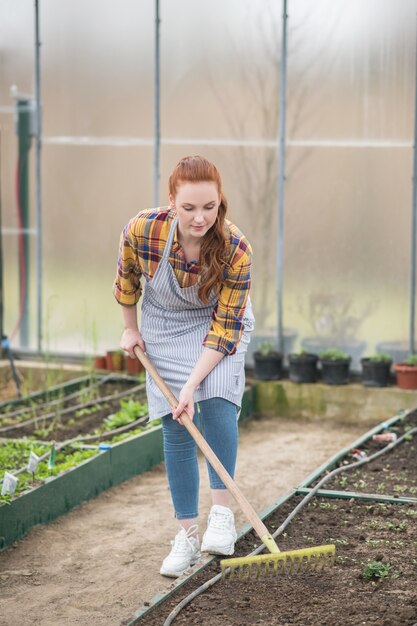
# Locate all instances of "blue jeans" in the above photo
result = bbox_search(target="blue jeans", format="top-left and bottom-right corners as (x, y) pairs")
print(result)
(161, 398), (238, 520)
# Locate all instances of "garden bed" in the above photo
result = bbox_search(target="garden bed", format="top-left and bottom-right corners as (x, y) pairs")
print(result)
(135, 495), (417, 626)
(0, 373), (147, 440)
(307, 408), (417, 501)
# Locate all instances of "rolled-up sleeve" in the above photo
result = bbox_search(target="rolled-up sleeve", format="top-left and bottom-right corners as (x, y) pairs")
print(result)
(203, 242), (252, 355)
(113, 220), (142, 306)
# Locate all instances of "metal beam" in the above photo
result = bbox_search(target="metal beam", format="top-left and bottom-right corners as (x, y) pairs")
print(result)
(34, 0), (43, 352)
(277, 0), (288, 355)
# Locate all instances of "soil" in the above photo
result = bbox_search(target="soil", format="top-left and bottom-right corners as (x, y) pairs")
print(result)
(0, 416), (364, 626)
(0, 362), (92, 404)
(1, 379), (146, 442)
(312, 409), (417, 500)
(140, 497), (417, 626)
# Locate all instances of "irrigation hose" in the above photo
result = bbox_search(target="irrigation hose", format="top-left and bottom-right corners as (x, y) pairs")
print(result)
(162, 422), (417, 626)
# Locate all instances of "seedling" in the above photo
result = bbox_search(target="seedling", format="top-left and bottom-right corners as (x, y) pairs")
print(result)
(256, 341), (278, 356)
(329, 537), (349, 546)
(368, 353), (392, 363)
(385, 520), (408, 532)
(362, 560), (391, 581)
(319, 502), (338, 510)
(318, 349), (350, 361)
(405, 354), (417, 366)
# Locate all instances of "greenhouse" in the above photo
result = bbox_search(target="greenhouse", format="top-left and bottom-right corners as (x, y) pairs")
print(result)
(1, 2), (416, 625)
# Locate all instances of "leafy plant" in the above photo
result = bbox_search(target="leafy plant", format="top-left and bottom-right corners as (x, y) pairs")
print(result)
(290, 350), (311, 358)
(405, 354), (417, 366)
(386, 520), (408, 532)
(255, 341), (278, 356)
(368, 353), (392, 363)
(318, 349), (350, 361)
(362, 560), (391, 580)
(104, 398), (147, 431)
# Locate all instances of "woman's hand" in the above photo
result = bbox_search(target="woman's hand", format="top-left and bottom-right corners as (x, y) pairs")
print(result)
(120, 328), (145, 359)
(172, 382), (196, 424)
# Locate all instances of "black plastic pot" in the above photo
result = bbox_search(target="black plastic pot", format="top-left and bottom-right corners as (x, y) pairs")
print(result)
(288, 353), (318, 383)
(361, 358), (392, 387)
(320, 358), (351, 385)
(253, 352), (283, 381)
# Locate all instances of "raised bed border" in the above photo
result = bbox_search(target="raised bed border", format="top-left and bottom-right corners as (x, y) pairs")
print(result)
(129, 407), (417, 624)
(0, 384), (255, 550)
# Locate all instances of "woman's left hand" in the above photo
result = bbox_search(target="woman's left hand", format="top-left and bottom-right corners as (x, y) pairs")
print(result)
(172, 383), (196, 423)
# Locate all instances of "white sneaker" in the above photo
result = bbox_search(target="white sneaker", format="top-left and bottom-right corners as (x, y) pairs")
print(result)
(201, 505), (237, 556)
(160, 525), (201, 578)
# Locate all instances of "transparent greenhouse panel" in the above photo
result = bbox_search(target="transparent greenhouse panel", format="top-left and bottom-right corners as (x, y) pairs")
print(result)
(42, 144), (153, 354)
(42, 0), (153, 137)
(283, 147), (412, 370)
(161, 0), (281, 139)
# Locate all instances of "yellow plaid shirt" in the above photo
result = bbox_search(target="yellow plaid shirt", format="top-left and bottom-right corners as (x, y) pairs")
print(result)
(113, 208), (252, 355)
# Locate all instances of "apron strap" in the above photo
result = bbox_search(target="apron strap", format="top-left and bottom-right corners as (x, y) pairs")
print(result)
(161, 214), (178, 263)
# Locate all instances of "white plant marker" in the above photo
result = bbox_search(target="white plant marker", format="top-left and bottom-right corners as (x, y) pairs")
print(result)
(1, 472), (18, 496)
(27, 451), (40, 474)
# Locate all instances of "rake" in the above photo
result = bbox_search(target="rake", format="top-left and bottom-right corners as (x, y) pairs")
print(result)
(133, 345), (335, 580)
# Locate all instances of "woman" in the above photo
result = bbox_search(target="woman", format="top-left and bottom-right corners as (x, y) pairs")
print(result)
(113, 155), (254, 578)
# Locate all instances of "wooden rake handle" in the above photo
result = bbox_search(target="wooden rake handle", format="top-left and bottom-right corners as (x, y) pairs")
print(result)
(133, 344), (278, 549)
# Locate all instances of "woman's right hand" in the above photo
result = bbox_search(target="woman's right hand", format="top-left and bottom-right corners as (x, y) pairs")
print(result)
(120, 328), (145, 359)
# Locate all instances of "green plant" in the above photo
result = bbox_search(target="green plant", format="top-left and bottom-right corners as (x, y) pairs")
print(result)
(255, 341), (278, 356)
(362, 560), (391, 580)
(386, 520), (408, 532)
(368, 353), (392, 363)
(290, 349), (311, 358)
(104, 398), (147, 431)
(405, 354), (417, 366)
(318, 349), (350, 361)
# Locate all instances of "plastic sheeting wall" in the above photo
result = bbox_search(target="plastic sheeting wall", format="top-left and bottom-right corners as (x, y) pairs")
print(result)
(0, 0), (415, 367)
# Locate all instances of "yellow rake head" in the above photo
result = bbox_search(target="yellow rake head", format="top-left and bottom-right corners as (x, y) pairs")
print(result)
(220, 544), (336, 581)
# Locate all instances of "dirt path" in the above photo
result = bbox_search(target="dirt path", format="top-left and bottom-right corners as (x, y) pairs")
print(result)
(0, 416), (364, 626)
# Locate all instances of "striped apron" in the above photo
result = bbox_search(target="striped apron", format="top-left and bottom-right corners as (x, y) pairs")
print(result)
(140, 215), (255, 421)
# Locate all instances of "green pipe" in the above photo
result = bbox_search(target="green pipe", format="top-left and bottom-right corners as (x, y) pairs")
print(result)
(16, 99), (32, 348)
(296, 487), (417, 506)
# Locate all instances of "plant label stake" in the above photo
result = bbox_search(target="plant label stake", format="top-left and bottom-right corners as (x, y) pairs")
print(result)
(48, 442), (56, 470)
(1, 472), (18, 496)
(27, 451), (40, 476)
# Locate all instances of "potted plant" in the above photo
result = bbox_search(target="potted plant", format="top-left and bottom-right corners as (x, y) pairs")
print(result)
(394, 354), (417, 390)
(253, 342), (283, 381)
(288, 351), (318, 384)
(361, 353), (392, 388)
(106, 350), (125, 371)
(318, 349), (351, 385)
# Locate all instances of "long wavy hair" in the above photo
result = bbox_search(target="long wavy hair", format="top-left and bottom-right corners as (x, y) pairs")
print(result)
(168, 155), (229, 303)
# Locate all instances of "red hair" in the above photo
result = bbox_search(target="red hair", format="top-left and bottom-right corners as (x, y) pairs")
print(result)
(169, 156), (229, 303)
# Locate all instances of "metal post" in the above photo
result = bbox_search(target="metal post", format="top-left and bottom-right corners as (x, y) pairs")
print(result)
(277, 0), (288, 355)
(153, 0), (161, 207)
(34, 0), (43, 352)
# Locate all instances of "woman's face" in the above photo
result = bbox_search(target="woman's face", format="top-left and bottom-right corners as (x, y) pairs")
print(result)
(170, 181), (220, 243)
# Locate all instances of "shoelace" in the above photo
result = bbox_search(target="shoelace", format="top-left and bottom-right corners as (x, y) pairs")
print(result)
(208, 511), (232, 531)
(171, 525), (199, 555)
